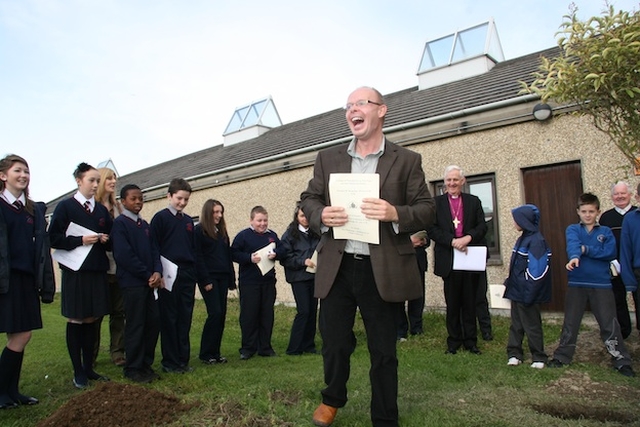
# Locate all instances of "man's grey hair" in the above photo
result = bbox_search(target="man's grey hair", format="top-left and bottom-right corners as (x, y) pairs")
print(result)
(611, 181), (633, 195)
(444, 165), (464, 179)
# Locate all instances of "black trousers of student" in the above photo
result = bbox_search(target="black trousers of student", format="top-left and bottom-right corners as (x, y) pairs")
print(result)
(611, 276), (632, 338)
(507, 301), (547, 363)
(238, 281), (276, 356)
(444, 271), (479, 350)
(319, 256), (400, 427)
(158, 267), (196, 370)
(122, 286), (159, 375)
(287, 279), (318, 354)
(198, 278), (229, 360)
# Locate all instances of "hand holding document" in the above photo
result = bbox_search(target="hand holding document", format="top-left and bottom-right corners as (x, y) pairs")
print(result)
(52, 222), (98, 271)
(329, 173), (380, 244)
(255, 242), (276, 276)
(160, 256), (178, 291)
(305, 250), (318, 274)
(452, 246), (487, 271)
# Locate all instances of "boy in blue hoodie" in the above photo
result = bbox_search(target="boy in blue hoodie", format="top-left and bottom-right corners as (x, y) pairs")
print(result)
(504, 205), (551, 369)
(548, 193), (634, 377)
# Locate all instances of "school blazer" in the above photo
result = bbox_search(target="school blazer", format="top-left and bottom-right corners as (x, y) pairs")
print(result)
(300, 138), (435, 303)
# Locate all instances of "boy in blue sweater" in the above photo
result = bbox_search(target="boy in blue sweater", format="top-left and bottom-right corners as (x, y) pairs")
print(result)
(111, 184), (162, 383)
(150, 178), (197, 373)
(548, 193), (634, 377)
(231, 205), (280, 359)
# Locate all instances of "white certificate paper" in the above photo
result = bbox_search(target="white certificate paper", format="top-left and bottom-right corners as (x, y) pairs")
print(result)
(256, 242), (276, 276)
(452, 246), (487, 271)
(51, 222), (97, 271)
(329, 173), (379, 244)
(160, 256), (178, 292)
(489, 284), (511, 309)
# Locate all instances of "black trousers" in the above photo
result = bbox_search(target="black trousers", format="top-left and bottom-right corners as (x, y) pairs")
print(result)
(507, 302), (546, 363)
(476, 272), (492, 336)
(444, 271), (479, 350)
(319, 256), (401, 427)
(287, 279), (318, 354)
(122, 286), (159, 374)
(158, 267), (196, 370)
(198, 278), (229, 360)
(238, 281), (276, 356)
(611, 276), (632, 338)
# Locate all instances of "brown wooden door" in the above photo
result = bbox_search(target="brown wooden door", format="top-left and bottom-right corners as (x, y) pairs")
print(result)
(522, 162), (583, 311)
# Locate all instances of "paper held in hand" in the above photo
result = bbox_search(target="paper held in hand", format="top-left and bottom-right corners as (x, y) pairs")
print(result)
(256, 242), (276, 276)
(51, 222), (97, 271)
(328, 173), (379, 244)
(452, 246), (487, 271)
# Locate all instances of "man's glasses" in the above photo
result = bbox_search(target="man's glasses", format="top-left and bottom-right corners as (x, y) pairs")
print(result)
(343, 100), (382, 111)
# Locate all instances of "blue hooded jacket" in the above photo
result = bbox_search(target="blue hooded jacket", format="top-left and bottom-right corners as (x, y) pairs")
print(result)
(503, 204), (552, 305)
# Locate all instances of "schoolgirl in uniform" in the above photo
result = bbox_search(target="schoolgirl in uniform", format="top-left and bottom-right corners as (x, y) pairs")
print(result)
(93, 167), (125, 367)
(0, 154), (54, 409)
(49, 163), (112, 389)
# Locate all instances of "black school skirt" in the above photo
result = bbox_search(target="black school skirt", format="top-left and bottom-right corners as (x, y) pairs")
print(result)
(61, 270), (110, 320)
(0, 271), (43, 333)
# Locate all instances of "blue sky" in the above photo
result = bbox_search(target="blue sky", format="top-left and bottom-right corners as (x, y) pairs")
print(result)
(1, 0), (638, 202)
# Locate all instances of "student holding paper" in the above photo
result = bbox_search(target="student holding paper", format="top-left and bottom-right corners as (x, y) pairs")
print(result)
(231, 205), (280, 360)
(429, 165), (487, 356)
(50, 162), (112, 389)
(149, 178), (196, 374)
(277, 203), (320, 355)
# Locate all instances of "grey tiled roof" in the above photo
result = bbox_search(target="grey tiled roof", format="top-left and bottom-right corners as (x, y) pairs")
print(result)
(47, 46), (559, 210)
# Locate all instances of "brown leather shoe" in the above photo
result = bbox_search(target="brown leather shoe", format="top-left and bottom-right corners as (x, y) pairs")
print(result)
(312, 403), (337, 427)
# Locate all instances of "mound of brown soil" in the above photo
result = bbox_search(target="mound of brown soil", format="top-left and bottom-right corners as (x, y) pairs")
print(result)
(36, 382), (199, 427)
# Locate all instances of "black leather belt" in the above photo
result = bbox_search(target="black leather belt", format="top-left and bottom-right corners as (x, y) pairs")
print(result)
(347, 253), (370, 260)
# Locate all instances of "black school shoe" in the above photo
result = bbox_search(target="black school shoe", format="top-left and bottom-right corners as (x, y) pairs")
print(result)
(617, 365), (636, 377)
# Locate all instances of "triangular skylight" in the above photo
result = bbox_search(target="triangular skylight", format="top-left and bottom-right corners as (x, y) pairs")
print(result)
(223, 96), (282, 136)
(418, 18), (504, 73)
(96, 159), (119, 176)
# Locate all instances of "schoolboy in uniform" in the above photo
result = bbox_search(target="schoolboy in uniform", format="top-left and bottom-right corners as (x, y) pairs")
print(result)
(111, 184), (162, 383)
(548, 193), (635, 377)
(231, 205), (279, 359)
(150, 178), (196, 373)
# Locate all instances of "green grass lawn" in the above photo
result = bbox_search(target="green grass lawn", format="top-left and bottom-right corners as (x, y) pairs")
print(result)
(2, 298), (640, 426)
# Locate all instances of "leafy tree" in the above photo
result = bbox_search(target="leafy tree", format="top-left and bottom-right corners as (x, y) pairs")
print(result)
(524, 3), (640, 166)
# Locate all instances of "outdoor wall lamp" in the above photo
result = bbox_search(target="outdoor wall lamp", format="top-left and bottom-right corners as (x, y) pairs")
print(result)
(532, 103), (553, 121)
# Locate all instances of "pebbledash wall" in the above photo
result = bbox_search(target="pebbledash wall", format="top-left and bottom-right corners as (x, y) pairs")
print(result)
(130, 110), (633, 312)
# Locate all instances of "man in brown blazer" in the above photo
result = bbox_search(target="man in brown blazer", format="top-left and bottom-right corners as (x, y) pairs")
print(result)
(301, 86), (435, 427)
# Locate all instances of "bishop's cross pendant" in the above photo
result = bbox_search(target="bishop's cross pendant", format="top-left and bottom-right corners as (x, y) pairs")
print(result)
(452, 217), (460, 229)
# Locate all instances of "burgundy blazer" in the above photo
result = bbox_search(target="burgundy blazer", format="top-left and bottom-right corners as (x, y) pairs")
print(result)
(300, 138), (435, 302)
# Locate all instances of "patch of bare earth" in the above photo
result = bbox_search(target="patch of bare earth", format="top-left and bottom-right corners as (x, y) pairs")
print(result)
(534, 328), (640, 423)
(36, 382), (199, 427)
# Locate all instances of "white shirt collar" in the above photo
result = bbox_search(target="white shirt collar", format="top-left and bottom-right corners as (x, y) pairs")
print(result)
(615, 204), (633, 215)
(0, 189), (26, 205)
(73, 191), (94, 211)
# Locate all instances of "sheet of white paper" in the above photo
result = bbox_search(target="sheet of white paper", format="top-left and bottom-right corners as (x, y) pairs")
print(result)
(328, 173), (379, 244)
(256, 242), (276, 276)
(160, 256), (178, 292)
(452, 246), (487, 271)
(305, 250), (318, 274)
(489, 284), (511, 309)
(51, 222), (98, 271)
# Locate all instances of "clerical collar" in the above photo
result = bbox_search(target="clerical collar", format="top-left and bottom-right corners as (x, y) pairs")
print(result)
(615, 205), (632, 215)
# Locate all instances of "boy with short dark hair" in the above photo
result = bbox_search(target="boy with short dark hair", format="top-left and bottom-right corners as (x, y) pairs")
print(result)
(150, 178), (197, 373)
(231, 205), (280, 359)
(111, 184), (162, 383)
(548, 193), (635, 377)
(503, 204), (552, 369)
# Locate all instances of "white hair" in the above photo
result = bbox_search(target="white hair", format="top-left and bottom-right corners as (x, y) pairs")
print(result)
(610, 181), (633, 195)
(444, 165), (464, 179)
